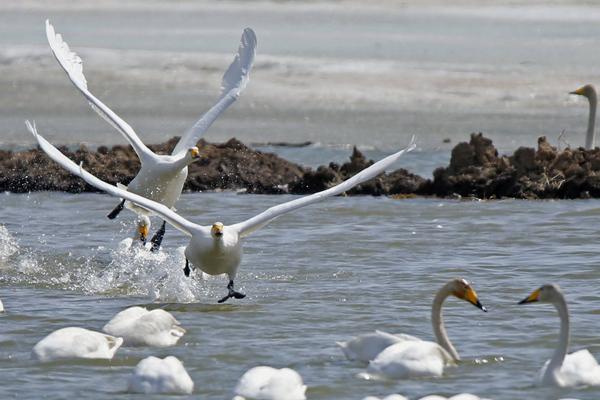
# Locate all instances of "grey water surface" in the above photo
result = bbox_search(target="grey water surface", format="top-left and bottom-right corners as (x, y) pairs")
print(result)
(2, 190), (600, 399)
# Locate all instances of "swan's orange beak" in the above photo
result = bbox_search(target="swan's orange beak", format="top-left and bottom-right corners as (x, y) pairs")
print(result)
(519, 288), (541, 304)
(138, 224), (149, 241)
(570, 86), (586, 96)
(211, 222), (224, 238)
(190, 147), (200, 159)
(463, 286), (487, 312)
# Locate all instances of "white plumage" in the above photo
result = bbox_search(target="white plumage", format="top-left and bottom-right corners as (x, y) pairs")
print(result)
(362, 395), (408, 400)
(103, 306), (185, 347)
(233, 366), (306, 400)
(44, 20), (256, 241)
(31, 327), (122, 362)
(337, 330), (419, 362)
(127, 356), (194, 395)
(30, 125), (415, 302)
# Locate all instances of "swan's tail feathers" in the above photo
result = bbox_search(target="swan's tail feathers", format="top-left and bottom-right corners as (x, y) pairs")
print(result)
(107, 199), (126, 220)
(106, 335), (124, 357)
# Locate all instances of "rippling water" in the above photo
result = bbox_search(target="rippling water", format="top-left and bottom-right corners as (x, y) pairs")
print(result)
(2, 189), (600, 399)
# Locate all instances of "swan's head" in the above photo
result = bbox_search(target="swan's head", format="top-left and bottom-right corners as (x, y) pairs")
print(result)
(186, 147), (201, 162)
(518, 283), (562, 304)
(570, 84), (597, 99)
(211, 222), (224, 238)
(449, 278), (487, 312)
(136, 215), (151, 244)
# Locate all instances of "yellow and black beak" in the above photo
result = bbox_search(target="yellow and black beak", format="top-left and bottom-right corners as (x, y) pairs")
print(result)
(211, 224), (224, 238)
(465, 287), (487, 312)
(138, 224), (149, 244)
(518, 287), (541, 304)
(190, 147), (201, 159)
(570, 87), (586, 96)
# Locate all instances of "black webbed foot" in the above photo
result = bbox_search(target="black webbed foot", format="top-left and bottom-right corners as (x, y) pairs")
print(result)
(183, 259), (192, 277)
(107, 199), (125, 220)
(217, 280), (246, 303)
(150, 221), (166, 252)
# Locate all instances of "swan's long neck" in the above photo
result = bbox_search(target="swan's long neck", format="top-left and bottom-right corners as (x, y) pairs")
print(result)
(432, 287), (460, 361)
(585, 90), (597, 150)
(545, 293), (570, 382)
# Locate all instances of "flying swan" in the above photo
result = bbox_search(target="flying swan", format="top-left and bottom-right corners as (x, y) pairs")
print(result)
(364, 279), (487, 379)
(29, 123), (415, 302)
(519, 283), (600, 387)
(570, 84), (597, 150)
(45, 20), (256, 250)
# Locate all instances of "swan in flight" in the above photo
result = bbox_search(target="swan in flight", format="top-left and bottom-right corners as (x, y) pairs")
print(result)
(364, 279), (487, 379)
(31, 327), (123, 362)
(103, 306), (185, 347)
(519, 283), (600, 387)
(233, 366), (306, 400)
(45, 20), (257, 250)
(29, 123), (415, 302)
(127, 356), (194, 395)
(570, 84), (597, 149)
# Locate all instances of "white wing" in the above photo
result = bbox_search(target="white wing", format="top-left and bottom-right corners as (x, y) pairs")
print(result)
(27, 121), (197, 237)
(231, 137), (416, 237)
(45, 20), (154, 163)
(172, 28), (257, 155)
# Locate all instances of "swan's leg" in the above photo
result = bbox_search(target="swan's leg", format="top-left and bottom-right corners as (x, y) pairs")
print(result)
(150, 221), (166, 252)
(218, 280), (246, 303)
(183, 259), (192, 277)
(107, 199), (125, 219)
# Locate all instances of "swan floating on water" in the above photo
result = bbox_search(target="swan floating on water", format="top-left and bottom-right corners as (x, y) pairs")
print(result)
(570, 84), (597, 150)
(233, 366), (306, 400)
(364, 278), (487, 380)
(0, 298), (4, 312)
(31, 327), (122, 362)
(363, 395), (489, 400)
(519, 283), (600, 387)
(102, 306), (185, 347)
(127, 356), (194, 394)
(29, 123), (415, 302)
(45, 20), (256, 250)
(362, 395), (408, 400)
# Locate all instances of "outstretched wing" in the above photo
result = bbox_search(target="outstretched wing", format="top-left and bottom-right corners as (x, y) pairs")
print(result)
(45, 20), (154, 163)
(27, 121), (197, 237)
(231, 137), (416, 237)
(172, 28), (257, 155)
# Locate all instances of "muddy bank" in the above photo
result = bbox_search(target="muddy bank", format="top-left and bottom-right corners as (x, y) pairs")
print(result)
(0, 137), (424, 196)
(430, 133), (600, 199)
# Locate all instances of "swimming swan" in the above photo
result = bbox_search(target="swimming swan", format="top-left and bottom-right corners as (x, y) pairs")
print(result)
(127, 356), (194, 394)
(31, 327), (122, 362)
(233, 366), (306, 400)
(103, 306), (185, 347)
(519, 283), (600, 387)
(365, 279), (487, 379)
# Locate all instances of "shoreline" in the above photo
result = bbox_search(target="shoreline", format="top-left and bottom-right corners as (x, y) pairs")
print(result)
(2, 133), (600, 200)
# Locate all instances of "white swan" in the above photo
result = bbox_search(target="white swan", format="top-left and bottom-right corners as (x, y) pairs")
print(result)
(338, 330), (420, 363)
(45, 20), (256, 250)
(30, 124), (415, 302)
(233, 366), (306, 400)
(519, 284), (600, 387)
(362, 395), (408, 400)
(0, 298), (4, 312)
(102, 306), (185, 347)
(365, 279), (487, 380)
(31, 327), (123, 362)
(127, 356), (194, 394)
(570, 84), (597, 149)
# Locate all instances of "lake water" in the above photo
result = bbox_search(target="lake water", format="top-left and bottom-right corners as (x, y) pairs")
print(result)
(2, 1), (600, 399)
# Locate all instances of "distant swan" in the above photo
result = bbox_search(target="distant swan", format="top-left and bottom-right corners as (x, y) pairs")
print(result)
(570, 84), (597, 149)
(103, 306), (185, 347)
(0, 298), (4, 312)
(233, 366), (306, 400)
(519, 283), (600, 387)
(364, 279), (487, 379)
(32, 327), (122, 362)
(127, 356), (194, 394)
